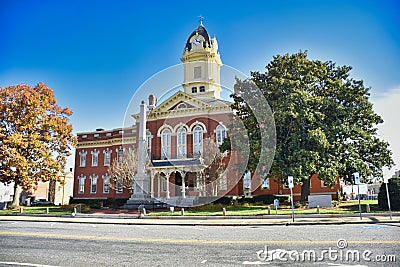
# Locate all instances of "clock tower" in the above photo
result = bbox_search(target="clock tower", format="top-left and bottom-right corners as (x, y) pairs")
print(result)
(181, 21), (222, 99)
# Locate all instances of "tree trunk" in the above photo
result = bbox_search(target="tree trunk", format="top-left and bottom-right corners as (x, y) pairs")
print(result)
(48, 179), (56, 203)
(300, 176), (311, 203)
(11, 183), (20, 207)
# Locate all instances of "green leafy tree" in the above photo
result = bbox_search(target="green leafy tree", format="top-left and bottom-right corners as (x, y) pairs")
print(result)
(0, 83), (76, 206)
(230, 51), (393, 201)
(378, 178), (400, 210)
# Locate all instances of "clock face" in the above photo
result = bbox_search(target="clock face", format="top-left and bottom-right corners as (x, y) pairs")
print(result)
(192, 37), (202, 46)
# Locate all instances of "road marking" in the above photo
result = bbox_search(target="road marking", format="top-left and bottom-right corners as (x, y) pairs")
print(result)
(1, 231), (399, 245)
(353, 225), (389, 229)
(0, 261), (59, 267)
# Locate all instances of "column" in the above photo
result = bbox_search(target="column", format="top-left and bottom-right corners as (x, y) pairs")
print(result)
(150, 171), (154, 198)
(180, 171), (186, 198)
(157, 173), (161, 198)
(196, 172), (202, 197)
(165, 172), (170, 199)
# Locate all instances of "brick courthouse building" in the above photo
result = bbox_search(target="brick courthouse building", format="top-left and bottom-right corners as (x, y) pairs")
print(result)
(73, 22), (339, 204)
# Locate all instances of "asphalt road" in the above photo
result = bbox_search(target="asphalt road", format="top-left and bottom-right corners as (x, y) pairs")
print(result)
(0, 221), (399, 267)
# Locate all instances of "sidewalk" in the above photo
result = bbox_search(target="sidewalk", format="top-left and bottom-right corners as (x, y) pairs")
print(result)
(0, 212), (398, 226)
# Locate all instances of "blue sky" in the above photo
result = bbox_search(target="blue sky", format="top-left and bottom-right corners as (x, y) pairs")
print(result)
(1, 0), (399, 175)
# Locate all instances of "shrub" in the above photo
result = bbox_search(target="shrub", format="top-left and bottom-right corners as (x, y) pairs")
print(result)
(378, 178), (400, 210)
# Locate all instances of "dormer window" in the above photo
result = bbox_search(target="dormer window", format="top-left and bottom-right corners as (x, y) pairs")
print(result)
(192, 87), (197, 93)
(199, 86), (205, 92)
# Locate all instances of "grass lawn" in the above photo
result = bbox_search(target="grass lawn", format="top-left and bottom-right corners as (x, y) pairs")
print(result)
(147, 200), (391, 217)
(0, 205), (77, 215)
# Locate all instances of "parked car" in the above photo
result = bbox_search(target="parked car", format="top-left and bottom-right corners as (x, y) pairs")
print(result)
(31, 198), (53, 206)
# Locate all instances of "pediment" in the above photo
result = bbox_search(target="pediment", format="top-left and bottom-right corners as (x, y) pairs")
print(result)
(150, 91), (209, 113)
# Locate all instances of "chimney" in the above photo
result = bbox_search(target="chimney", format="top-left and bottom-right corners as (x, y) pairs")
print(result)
(148, 94), (157, 110)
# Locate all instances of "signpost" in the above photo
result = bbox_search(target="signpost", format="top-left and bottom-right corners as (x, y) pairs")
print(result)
(273, 199), (279, 214)
(288, 176), (295, 222)
(384, 177), (392, 220)
(353, 172), (362, 220)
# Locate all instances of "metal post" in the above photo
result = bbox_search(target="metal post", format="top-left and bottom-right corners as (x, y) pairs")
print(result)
(290, 187), (295, 222)
(385, 182), (392, 220)
(358, 184), (362, 220)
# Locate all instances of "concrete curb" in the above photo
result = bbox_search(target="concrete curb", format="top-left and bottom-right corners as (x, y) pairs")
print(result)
(0, 214), (398, 226)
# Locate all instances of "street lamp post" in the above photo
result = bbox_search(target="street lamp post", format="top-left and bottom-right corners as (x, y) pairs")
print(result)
(113, 177), (117, 209)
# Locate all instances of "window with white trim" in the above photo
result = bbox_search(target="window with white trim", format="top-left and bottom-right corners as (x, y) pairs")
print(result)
(79, 151), (87, 167)
(104, 149), (111, 166)
(90, 175), (98, 194)
(117, 148), (123, 163)
(219, 173), (227, 191)
(162, 177), (168, 192)
(102, 174), (110, 194)
(91, 150), (99, 167)
(215, 125), (226, 146)
(78, 175), (86, 194)
(243, 171), (251, 190)
(261, 177), (270, 189)
(177, 127), (187, 159)
(161, 129), (171, 159)
(193, 126), (203, 157)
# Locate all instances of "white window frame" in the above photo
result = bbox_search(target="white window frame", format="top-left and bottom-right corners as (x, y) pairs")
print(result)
(261, 177), (270, 189)
(162, 177), (168, 192)
(161, 129), (171, 159)
(177, 127), (187, 159)
(103, 149), (111, 166)
(79, 151), (87, 167)
(218, 173), (227, 191)
(193, 126), (203, 157)
(102, 174), (110, 194)
(117, 148), (124, 163)
(91, 150), (99, 167)
(215, 124), (227, 146)
(243, 171), (251, 190)
(90, 175), (98, 194)
(78, 175), (86, 194)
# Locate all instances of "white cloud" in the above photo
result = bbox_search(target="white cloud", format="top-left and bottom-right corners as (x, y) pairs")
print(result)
(372, 87), (400, 178)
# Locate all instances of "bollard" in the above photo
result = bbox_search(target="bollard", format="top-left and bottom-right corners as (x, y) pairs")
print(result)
(46, 207), (49, 214)
(267, 206), (271, 215)
(366, 203), (370, 213)
(181, 208), (185, 216)
(20, 207), (23, 214)
(317, 205), (320, 214)
(222, 207), (226, 216)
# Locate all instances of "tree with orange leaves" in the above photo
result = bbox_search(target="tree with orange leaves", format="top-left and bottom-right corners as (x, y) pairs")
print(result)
(0, 83), (77, 206)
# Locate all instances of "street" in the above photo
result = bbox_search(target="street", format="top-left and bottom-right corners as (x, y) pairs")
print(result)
(0, 221), (399, 266)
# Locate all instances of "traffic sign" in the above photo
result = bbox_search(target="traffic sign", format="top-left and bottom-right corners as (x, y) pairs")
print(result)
(288, 176), (294, 189)
(274, 199), (279, 207)
(384, 177), (389, 184)
(353, 172), (360, 184)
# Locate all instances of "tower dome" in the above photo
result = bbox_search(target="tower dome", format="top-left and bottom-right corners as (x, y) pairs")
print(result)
(184, 23), (212, 51)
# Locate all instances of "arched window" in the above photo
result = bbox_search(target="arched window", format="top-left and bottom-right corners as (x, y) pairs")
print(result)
(177, 127), (187, 158)
(161, 129), (171, 159)
(215, 125), (226, 146)
(193, 126), (203, 157)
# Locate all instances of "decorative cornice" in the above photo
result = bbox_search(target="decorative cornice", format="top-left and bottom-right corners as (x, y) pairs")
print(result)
(77, 137), (136, 149)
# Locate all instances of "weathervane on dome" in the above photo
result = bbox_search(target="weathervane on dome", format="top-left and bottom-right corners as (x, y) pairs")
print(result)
(198, 15), (204, 26)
